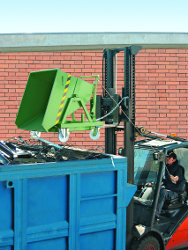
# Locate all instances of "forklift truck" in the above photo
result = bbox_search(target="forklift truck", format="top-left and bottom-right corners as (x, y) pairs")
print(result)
(100, 47), (188, 250)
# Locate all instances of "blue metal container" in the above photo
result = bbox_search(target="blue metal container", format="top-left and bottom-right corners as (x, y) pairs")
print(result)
(0, 155), (136, 250)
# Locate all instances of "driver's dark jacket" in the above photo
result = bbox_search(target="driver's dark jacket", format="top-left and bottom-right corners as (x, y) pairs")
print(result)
(163, 160), (185, 194)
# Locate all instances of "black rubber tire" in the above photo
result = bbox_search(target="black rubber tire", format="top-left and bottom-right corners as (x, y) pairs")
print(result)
(131, 236), (161, 250)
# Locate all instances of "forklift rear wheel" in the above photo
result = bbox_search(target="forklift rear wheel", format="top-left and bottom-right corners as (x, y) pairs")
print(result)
(58, 129), (69, 143)
(131, 236), (160, 250)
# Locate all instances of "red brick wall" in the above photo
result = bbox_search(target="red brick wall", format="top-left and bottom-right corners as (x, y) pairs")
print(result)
(135, 49), (188, 140)
(0, 49), (188, 151)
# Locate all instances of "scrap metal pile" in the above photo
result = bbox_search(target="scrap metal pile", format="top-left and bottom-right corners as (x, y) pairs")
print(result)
(0, 137), (107, 165)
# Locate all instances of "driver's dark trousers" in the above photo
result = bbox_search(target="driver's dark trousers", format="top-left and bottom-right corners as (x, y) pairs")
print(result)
(156, 188), (179, 218)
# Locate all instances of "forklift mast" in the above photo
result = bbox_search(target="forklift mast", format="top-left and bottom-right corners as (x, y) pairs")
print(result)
(97, 45), (142, 248)
(99, 45), (142, 176)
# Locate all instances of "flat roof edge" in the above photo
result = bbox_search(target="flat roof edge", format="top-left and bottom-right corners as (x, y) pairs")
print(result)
(1, 32), (188, 52)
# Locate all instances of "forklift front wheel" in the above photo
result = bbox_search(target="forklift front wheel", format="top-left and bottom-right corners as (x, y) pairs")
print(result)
(58, 129), (69, 143)
(131, 236), (160, 250)
(90, 128), (100, 140)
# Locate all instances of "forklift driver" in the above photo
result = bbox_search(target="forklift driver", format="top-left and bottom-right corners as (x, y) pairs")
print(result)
(155, 152), (185, 221)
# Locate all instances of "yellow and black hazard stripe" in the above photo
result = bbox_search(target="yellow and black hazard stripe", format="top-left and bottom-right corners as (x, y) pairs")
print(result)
(55, 74), (71, 125)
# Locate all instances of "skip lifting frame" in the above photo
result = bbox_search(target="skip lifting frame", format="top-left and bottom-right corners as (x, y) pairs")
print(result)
(15, 70), (103, 142)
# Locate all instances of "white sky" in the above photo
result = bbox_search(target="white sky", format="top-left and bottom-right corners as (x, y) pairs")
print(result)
(1, 0), (188, 33)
